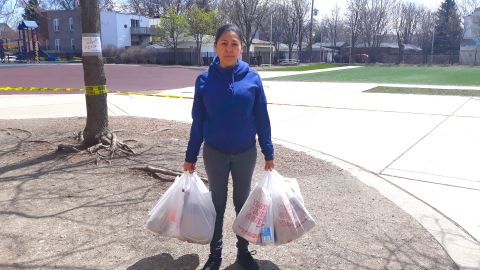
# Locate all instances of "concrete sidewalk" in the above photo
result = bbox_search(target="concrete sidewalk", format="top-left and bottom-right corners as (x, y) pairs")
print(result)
(1, 73), (479, 269)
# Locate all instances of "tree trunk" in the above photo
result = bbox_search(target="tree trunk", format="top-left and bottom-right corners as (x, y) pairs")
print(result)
(195, 37), (202, 66)
(80, 0), (108, 147)
(397, 43), (405, 64)
(174, 44), (178, 65)
(245, 41), (251, 63)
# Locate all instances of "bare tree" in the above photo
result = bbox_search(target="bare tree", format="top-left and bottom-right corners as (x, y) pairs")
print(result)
(260, 1), (283, 61)
(458, 0), (480, 16)
(359, 0), (395, 49)
(326, 3), (341, 47)
(128, 0), (194, 17)
(414, 6), (435, 63)
(219, 0), (269, 57)
(0, 0), (21, 25)
(292, 0), (310, 59)
(159, 0), (195, 13)
(279, 0), (298, 59)
(49, 0), (79, 10)
(317, 18), (329, 43)
(392, 1), (420, 64)
(128, 0), (161, 17)
(345, 0), (365, 62)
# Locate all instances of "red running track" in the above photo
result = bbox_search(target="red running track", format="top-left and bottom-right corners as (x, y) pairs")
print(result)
(0, 63), (205, 94)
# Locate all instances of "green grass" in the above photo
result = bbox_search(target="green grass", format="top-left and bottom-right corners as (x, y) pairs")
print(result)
(261, 63), (343, 71)
(267, 65), (480, 86)
(365, 86), (480, 97)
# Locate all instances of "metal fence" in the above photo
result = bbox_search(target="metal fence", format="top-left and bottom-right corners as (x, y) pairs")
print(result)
(98, 46), (476, 66)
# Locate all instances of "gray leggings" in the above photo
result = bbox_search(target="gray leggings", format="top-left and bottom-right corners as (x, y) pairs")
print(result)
(203, 143), (257, 256)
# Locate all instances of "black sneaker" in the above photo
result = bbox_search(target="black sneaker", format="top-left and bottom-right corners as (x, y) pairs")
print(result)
(236, 249), (259, 270)
(202, 253), (222, 270)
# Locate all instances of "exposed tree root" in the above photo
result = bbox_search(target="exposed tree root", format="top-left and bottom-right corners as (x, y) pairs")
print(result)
(57, 130), (136, 165)
(130, 165), (208, 183)
(145, 128), (172, 135)
(26, 140), (53, 144)
(1, 128), (32, 138)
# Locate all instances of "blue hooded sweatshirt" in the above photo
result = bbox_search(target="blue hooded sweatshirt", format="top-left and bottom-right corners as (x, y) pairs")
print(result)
(185, 57), (274, 163)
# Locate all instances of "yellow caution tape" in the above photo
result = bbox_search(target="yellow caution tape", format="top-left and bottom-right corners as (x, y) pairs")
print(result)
(0, 86), (83, 92)
(0, 85), (194, 99)
(85, 85), (108, 96)
(0, 86), (319, 107)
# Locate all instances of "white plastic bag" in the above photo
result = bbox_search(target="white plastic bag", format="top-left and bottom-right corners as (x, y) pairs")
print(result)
(232, 172), (275, 245)
(179, 173), (216, 244)
(145, 174), (185, 239)
(233, 170), (315, 246)
(270, 171), (315, 245)
(146, 172), (216, 244)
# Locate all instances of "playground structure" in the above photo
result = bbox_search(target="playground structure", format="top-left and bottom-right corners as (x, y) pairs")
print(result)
(16, 20), (40, 62)
(1, 20), (59, 63)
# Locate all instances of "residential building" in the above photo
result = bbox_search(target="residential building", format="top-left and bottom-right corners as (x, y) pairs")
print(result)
(460, 8), (480, 65)
(38, 10), (152, 55)
(101, 11), (151, 48)
(38, 10), (81, 54)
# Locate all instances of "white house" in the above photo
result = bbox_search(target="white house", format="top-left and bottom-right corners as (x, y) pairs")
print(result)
(460, 8), (480, 65)
(176, 35), (215, 53)
(100, 11), (151, 49)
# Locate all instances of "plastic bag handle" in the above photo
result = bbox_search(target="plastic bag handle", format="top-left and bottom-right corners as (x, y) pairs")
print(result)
(182, 172), (193, 192)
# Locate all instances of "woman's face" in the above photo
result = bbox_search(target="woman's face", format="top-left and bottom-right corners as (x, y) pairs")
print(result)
(214, 31), (243, 68)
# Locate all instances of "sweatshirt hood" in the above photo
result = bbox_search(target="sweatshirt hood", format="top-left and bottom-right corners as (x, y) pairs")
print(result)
(209, 56), (250, 90)
(208, 56), (250, 93)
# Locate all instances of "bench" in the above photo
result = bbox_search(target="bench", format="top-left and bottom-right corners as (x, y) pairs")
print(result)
(278, 59), (300, 66)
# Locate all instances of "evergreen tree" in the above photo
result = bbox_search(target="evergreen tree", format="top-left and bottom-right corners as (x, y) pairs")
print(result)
(433, 0), (463, 59)
(22, 0), (40, 21)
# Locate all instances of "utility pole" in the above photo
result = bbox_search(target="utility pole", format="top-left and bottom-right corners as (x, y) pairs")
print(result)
(270, 14), (273, 66)
(309, 0), (314, 63)
(80, 0), (109, 146)
(430, 28), (435, 65)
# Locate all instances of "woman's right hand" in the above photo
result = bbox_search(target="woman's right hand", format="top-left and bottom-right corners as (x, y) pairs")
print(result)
(183, 162), (196, 173)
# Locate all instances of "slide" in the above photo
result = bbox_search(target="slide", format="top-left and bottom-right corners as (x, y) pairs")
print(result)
(38, 49), (60, 61)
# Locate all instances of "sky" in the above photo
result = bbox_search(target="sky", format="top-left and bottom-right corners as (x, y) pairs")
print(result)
(0, 0), (450, 26)
(315, 0), (444, 17)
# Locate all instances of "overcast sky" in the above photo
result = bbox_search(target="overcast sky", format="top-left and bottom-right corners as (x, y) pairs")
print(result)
(315, 0), (443, 17)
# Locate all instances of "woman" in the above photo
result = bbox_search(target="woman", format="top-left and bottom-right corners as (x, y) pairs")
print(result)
(183, 24), (274, 270)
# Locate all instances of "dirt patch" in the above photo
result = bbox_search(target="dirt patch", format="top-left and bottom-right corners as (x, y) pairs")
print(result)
(0, 117), (457, 270)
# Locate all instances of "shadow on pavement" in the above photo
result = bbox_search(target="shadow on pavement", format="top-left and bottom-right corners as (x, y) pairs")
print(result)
(127, 253), (199, 270)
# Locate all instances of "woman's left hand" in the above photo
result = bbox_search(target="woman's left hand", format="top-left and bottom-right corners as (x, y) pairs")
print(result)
(265, 160), (275, 171)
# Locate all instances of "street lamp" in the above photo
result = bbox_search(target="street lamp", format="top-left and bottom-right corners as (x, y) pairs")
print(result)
(309, 0), (315, 63)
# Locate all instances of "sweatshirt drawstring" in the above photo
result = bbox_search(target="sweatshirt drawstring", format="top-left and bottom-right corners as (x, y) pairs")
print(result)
(229, 71), (235, 94)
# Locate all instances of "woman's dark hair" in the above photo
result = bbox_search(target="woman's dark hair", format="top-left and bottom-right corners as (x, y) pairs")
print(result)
(214, 24), (244, 45)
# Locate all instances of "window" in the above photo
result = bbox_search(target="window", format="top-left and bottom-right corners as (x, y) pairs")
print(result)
(69, 17), (73, 31)
(71, 39), (75, 51)
(130, 19), (139, 27)
(53, 18), (59, 32)
(55, 39), (60, 51)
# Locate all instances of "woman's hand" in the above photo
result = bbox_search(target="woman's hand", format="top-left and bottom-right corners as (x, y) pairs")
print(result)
(183, 162), (196, 173)
(265, 160), (275, 171)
